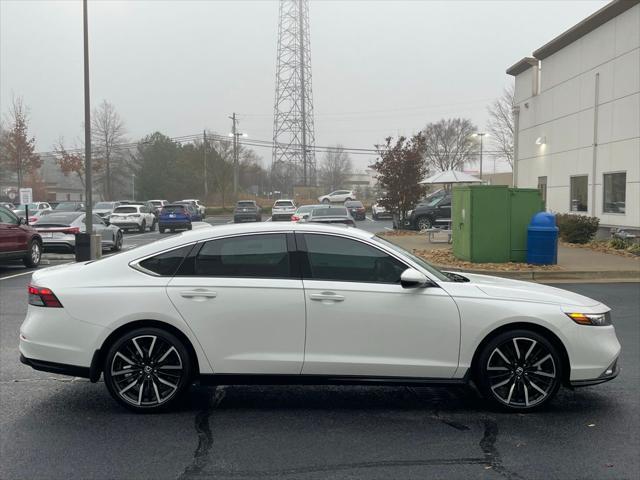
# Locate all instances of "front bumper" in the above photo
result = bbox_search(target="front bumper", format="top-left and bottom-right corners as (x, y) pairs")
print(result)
(570, 358), (620, 387)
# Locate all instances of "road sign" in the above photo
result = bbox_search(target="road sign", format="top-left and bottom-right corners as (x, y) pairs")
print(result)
(19, 188), (33, 205)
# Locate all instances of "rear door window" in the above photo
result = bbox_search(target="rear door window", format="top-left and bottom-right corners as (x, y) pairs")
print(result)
(189, 234), (291, 278)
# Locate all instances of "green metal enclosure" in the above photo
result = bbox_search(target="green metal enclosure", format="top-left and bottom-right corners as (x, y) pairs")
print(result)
(452, 185), (542, 263)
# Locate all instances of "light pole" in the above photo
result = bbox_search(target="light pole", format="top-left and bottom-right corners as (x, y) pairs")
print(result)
(228, 113), (247, 196)
(472, 132), (488, 181)
(131, 173), (135, 200)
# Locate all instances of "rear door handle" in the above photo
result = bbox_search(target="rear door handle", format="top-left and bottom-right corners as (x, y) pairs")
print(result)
(179, 289), (217, 300)
(310, 292), (345, 302)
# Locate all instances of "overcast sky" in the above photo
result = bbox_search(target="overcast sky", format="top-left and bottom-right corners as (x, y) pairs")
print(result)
(1, 0), (608, 171)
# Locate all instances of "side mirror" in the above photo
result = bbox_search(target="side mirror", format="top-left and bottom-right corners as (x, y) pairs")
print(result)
(400, 268), (430, 289)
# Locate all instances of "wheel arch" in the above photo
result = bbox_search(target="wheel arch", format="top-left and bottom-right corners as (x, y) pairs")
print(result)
(469, 322), (571, 387)
(90, 319), (201, 383)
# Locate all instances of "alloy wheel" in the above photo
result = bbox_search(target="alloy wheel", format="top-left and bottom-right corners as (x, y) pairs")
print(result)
(417, 217), (433, 230)
(109, 334), (184, 407)
(31, 242), (41, 264)
(486, 336), (557, 408)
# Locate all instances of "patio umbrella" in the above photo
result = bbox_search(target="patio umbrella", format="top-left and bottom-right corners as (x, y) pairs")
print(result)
(419, 170), (482, 185)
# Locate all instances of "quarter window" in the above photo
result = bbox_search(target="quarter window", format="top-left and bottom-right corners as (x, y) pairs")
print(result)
(193, 234), (290, 278)
(570, 175), (588, 212)
(603, 172), (626, 214)
(302, 234), (407, 284)
(138, 245), (193, 276)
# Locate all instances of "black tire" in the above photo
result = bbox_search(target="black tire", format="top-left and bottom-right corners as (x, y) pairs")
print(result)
(103, 327), (194, 413)
(159, 227), (165, 234)
(322, 198), (330, 204)
(345, 198), (352, 202)
(372, 212), (378, 221)
(475, 329), (562, 412)
(110, 231), (123, 252)
(23, 239), (42, 268)
(139, 220), (146, 233)
(416, 216), (433, 231)
(187, 224), (192, 230)
(150, 219), (157, 232)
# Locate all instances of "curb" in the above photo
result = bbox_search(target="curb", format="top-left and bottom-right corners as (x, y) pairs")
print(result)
(434, 264), (640, 281)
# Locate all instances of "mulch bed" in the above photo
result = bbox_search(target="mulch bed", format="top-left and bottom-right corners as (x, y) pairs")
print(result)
(560, 240), (640, 259)
(413, 248), (562, 272)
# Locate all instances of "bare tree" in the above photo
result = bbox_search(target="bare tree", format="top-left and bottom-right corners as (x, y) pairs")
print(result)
(319, 145), (352, 191)
(54, 137), (85, 187)
(422, 118), (478, 172)
(0, 96), (41, 188)
(487, 84), (515, 168)
(91, 100), (128, 200)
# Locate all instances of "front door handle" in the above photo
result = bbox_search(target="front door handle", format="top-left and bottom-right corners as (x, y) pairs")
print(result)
(179, 289), (217, 300)
(310, 292), (345, 302)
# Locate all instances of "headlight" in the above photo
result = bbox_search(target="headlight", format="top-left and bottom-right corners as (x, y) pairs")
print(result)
(566, 312), (611, 326)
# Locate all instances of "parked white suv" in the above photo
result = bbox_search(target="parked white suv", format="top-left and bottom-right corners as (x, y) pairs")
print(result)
(182, 199), (206, 216)
(109, 204), (157, 232)
(318, 190), (355, 204)
(271, 199), (297, 221)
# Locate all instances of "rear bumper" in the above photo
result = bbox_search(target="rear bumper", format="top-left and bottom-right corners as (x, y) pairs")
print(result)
(160, 221), (190, 229)
(234, 215), (260, 222)
(110, 221), (142, 229)
(272, 213), (294, 221)
(20, 354), (91, 379)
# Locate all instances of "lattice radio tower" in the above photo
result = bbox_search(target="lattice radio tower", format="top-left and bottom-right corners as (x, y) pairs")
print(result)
(272, 0), (316, 192)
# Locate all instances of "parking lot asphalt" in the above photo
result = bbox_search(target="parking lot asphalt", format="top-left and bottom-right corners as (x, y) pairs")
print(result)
(1, 268), (638, 479)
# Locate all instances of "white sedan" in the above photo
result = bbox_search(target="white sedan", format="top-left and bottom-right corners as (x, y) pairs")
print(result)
(19, 223), (620, 413)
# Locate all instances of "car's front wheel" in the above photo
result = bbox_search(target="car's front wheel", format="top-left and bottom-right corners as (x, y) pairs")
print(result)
(23, 239), (42, 268)
(475, 329), (562, 412)
(416, 216), (433, 231)
(138, 220), (146, 233)
(322, 198), (330, 204)
(103, 327), (194, 413)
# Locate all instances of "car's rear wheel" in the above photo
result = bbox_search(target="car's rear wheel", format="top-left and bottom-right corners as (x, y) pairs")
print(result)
(187, 224), (192, 230)
(23, 240), (41, 268)
(322, 198), (330, 204)
(416, 216), (433, 231)
(150, 219), (157, 232)
(475, 329), (562, 412)
(103, 327), (193, 413)
(111, 231), (123, 252)
(159, 227), (165, 233)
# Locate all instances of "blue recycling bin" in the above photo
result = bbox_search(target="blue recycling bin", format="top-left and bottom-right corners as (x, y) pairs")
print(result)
(527, 212), (558, 265)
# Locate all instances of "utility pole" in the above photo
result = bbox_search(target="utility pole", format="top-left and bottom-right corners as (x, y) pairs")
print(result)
(82, 0), (94, 256)
(230, 113), (239, 195)
(473, 132), (487, 181)
(203, 130), (208, 198)
(299, 0), (307, 186)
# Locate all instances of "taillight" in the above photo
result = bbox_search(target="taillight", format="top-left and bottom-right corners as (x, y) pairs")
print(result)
(63, 227), (80, 234)
(291, 215), (300, 222)
(28, 285), (63, 308)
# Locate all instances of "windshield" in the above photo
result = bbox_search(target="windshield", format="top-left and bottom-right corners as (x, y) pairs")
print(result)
(162, 205), (186, 213)
(374, 236), (450, 282)
(149, 201), (163, 206)
(94, 202), (114, 209)
(113, 206), (138, 214)
(296, 205), (317, 214)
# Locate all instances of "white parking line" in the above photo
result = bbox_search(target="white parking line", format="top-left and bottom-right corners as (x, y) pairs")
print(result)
(0, 262), (74, 281)
(366, 216), (374, 222)
(265, 218), (272, 222)
(384, 227), (394, 231)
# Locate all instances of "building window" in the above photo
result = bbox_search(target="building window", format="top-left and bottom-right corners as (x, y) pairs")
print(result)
(537, 176), (547, 206)
(570, 175), (588, 212)
(603, 172), (626, 214)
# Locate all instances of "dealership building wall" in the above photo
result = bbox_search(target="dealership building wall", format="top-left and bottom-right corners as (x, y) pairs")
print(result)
(508, 0), (640, 233)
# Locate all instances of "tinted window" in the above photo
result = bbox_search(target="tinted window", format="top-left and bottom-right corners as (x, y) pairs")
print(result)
(114, 206), (138, 214)
(162, 205), (186, 214)
(237, 201), (256, 207)
(138, 245), (193, 276)
(274, 200), (294, 207)
(193, 234), (290, 278)
(603, 172), (626, 214)
(302, 234), (407, 284)
(312, 207), (348, 217)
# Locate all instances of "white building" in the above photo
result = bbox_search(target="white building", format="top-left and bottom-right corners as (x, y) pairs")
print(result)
(507, 0), (640, 233)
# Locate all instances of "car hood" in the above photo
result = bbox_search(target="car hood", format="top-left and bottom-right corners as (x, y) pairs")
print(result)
(448, 272), (602, 308)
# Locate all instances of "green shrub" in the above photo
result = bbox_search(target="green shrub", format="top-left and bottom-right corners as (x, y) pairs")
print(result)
(609, 237), (630, 250)
(627, 242), (640, 255)
(555, 214), (599, 244)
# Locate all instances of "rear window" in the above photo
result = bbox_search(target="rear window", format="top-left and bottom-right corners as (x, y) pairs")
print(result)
(237, 201), (255, 207)
(162, 205), (186, 213)
(312, 207), (348, 217)
(35, 213), (82, 225)
(345, 201), (363, 207)
(138, 245), (193, 276)
(274, 200), (294, 207)
(113, 206), (138, 214)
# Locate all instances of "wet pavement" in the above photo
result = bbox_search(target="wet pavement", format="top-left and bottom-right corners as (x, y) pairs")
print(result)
(1, 232), (638, 479)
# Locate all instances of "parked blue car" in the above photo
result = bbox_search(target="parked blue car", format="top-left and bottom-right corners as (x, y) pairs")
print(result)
(158, 204), (194, 233)
(173, 201), (203, 221)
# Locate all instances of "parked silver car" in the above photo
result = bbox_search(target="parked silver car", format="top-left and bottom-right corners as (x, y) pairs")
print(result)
(33, 212), (123, 253)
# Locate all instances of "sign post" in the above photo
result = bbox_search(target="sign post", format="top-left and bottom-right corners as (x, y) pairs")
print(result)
(19, 188), (33, 206)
